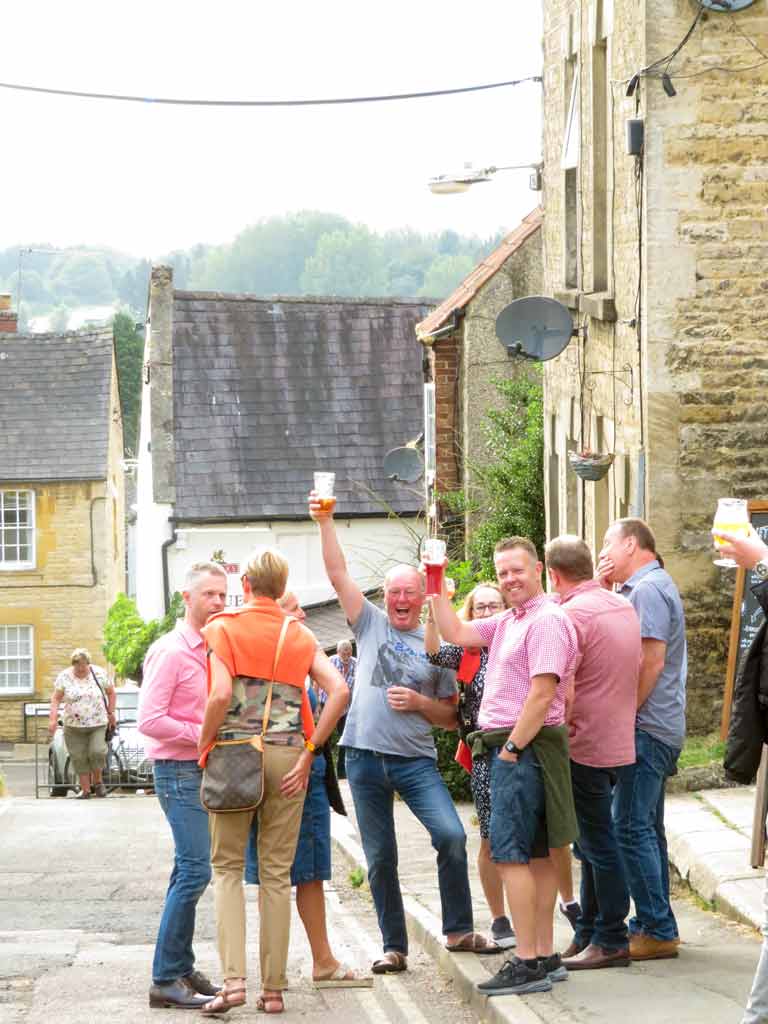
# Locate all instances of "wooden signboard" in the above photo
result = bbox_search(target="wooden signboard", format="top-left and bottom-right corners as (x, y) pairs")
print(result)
(720, 501), (768, 740)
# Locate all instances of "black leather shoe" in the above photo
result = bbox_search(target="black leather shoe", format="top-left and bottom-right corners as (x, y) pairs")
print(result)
(149, 978), (210, 1009)
(184, 970), (222, 997)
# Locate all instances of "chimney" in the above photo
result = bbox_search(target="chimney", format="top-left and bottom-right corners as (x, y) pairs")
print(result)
(0, 294), (17, 333)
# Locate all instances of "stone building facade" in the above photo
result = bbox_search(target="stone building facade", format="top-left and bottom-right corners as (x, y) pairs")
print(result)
(541, 0), (768, 731)
(0, 320), (125, 742)
(416, 210), (543, 544)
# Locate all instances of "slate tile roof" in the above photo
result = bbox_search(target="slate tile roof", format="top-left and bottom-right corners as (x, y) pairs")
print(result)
(171, 293), (431, 520)
(0, 328), (114, 482)
(304, 590), (383, 652)
(416, 207), (543, 339)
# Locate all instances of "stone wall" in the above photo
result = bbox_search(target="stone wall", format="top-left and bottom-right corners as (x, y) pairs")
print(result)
(542, 0), (768, 732)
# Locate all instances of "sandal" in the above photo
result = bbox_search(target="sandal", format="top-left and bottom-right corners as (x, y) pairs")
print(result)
(201, 986), (246, 1015)
(446, 932), (499, 954)
(255, 992), (284, 1014)
(313, 962), (373, 988)
(371, 951), (407, 974)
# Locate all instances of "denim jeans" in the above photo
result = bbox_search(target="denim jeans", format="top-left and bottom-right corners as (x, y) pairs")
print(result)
(742, 851), (768, 1024)
(152, 759), (212, 984)
(345, 747), (473, 954)
(571, 760), (630, 951)
(612, 729), (680, 941)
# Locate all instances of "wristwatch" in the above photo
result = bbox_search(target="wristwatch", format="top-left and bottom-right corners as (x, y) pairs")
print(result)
(754, 560), (768, 581)
(503, 740), (525, 756)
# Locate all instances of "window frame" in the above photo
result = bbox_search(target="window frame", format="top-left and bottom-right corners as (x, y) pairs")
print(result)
(0, 489), (36, 570)
(0, 624), (35, 696)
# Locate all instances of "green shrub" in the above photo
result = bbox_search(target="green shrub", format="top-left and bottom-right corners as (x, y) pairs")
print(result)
(103, 593), (183, 681)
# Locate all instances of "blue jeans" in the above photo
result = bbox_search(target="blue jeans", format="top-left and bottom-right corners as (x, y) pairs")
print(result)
(489, 746), (548, 863)
(571, 760), (630, 951)
(152, 760), (212, 984)
(345, 747), (473, 954)
(612, 729), (680, 941)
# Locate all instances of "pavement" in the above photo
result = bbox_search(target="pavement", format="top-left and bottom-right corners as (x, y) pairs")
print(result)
(331, 780), (767, 1024)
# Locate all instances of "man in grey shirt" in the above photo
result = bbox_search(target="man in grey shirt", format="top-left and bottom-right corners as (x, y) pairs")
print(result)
(309, 493), (496, 973)
(598, 517), (686, 962)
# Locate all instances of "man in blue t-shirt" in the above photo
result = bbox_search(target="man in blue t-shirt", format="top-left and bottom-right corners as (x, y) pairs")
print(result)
(598, 517), (687, 962)
(309, 493), (496, 973)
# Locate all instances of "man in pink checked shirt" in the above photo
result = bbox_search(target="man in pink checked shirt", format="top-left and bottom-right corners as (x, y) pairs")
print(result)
(138, 561), (228, 1010)
(431, 536), (578, 998)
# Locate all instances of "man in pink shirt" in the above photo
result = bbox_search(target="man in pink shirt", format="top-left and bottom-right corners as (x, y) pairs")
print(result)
(432, 537), (578, 997)
(138, 561), (227, 1010)
(546, 536), (641, 971)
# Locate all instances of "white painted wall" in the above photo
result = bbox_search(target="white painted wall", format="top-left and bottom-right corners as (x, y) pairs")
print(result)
(134, 362), (174, 620)
(166, 517), (423, 609)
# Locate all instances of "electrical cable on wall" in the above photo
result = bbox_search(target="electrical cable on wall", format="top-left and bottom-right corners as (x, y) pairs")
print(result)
(0, 75), (542, 108)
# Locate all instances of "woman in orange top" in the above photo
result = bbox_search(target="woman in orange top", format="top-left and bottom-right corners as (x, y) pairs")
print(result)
(198, 547), (348, 1016)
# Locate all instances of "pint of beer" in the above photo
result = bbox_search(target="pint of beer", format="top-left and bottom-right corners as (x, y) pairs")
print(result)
(712, 497), (749, 568)
(314, 472), (336, 512)
(423, 538), (446, 598)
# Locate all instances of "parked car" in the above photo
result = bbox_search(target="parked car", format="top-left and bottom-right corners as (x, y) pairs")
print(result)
(48, 684), (154, 795)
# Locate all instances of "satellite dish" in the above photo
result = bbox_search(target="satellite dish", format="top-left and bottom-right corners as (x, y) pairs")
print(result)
(699, 0), (754, 10)
(495, 296), (574, 361)
(383, 446), (423, 483)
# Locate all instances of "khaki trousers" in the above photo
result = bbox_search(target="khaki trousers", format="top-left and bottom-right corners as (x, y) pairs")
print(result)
(208, 742), (306, 989)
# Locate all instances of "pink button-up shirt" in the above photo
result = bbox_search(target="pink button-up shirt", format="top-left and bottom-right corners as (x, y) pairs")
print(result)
(473, 593), (578, 730)
(138, 621), (207, 761)
(558, 579), (641, 768)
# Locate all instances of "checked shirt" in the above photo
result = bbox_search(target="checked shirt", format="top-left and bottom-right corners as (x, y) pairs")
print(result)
(472, 593), (577, 730)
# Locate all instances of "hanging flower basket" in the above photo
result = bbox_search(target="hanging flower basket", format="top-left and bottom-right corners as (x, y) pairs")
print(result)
(568, 450), (615, 482)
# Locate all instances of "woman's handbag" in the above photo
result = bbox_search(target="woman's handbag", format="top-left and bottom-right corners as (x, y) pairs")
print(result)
(91, 669), (116, 742)
(200, 615), (292, 814)
(321, 744), (347, 816)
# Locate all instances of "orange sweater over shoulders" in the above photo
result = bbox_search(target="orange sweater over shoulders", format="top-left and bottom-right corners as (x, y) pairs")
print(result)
(202, 597), (317, 738)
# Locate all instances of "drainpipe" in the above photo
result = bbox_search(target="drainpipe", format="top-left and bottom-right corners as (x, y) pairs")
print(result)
(160, 519), (178, 614)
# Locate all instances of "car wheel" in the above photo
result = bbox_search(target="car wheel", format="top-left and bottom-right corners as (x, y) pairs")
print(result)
(48, 755), (66, 797)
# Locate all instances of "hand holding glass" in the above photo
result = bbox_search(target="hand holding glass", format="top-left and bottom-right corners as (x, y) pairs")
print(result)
(712, 498), (749, 568)
(423, 539), (446, 598)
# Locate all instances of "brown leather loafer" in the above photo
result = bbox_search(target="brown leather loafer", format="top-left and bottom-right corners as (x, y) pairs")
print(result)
(629, 935), (679, 960)
(562, 939), (588, 959)
(563, 943), (631, 970)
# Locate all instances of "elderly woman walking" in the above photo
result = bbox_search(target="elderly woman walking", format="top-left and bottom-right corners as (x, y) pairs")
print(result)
(198, 547), (348, 1015)
(48, 648), (116, 799)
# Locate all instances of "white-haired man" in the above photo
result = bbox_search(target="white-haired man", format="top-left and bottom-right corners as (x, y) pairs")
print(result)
(139, 562), (227, 1009)
(329, 638), (356, 777)
(309, 494), (496, 974)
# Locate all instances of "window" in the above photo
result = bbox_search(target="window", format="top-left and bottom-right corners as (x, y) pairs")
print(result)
(0, 625), (34, 694)
(0, 490), (35, 569)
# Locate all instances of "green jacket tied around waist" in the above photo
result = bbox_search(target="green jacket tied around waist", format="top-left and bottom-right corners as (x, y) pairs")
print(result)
(465, 724), (579, 849)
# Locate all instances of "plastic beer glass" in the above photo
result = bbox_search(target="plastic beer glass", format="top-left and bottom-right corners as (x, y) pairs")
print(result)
(314, 472), (336, 512)
(712, 497), (749, 568)
(423, 538), (446, 598)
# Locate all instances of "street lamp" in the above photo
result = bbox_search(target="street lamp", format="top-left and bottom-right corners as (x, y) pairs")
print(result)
(427, 161), (542, 195)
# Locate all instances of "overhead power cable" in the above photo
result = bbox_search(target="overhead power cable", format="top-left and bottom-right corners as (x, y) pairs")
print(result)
(0, 75), (542, 108)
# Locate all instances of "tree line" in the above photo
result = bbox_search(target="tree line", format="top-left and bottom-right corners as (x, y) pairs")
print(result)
(1, 211), (506, 329)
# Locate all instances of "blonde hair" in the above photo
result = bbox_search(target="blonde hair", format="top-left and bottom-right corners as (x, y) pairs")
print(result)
(457, 582), (503, 622)
(70, 647), (91, 665)
(243, 546), (289, 600)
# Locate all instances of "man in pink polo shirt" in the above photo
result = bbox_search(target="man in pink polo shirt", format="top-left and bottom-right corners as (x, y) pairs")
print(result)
(138, 561), (227, 1010)
(545, 535), (641, 971)
(432, 536), (578, 997)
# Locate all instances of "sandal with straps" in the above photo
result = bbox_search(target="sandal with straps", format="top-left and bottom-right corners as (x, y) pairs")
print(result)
(201, 986), (246, 1015)
(255, 991), (284, 1014)
(371, 951), (407, 974)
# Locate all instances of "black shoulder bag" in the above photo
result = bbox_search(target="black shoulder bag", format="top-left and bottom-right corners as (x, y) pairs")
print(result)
(91, 668), (116, 742)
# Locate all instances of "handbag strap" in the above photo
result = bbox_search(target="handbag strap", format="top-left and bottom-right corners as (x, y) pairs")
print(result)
(261, 614), (294, 736)
(91, 667), (109, 713)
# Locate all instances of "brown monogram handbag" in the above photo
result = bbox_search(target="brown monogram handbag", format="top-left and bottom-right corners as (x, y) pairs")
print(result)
(201, 615), (292, 813)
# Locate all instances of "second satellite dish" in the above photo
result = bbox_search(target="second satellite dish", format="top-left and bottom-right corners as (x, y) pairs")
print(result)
(495, 296), (574, 361)
(383, 446), (423, 484)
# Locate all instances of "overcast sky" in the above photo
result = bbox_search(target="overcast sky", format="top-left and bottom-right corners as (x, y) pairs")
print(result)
(3, 1), (543, 258)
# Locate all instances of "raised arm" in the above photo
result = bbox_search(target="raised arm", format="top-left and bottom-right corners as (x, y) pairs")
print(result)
(309, 492), (364, 625)
(431, 587), (483, 648)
